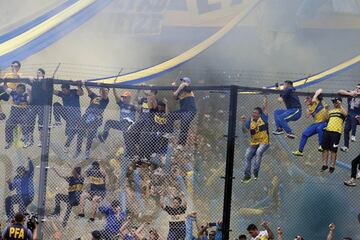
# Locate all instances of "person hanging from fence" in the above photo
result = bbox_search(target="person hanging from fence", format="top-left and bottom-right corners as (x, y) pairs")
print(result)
(171, 77), (197, 150)
(344, 153), (360, 187)
(25, 68), (53, 148)
(75, 84), (109, 160)
(95, 200), (126, 240)
(3, 61), (22, 90)
(138, 98), (170, 164)
(5, 158), (34, 221)
(49, 166), (84, 227)
(292, 89), (329, 156)
(124, 89), (158, 159)
(0, 84), (10, 120)
(240, 95), (270, 183)
(338, 83), (360, 152)
(53, 82), (83, 151)
(78, 161), (107, 222)
(160, 193), (187, 240)
(273, 80), (302, 139)
(321, 97), (347, 174)
(3, 82), (30, 149)
(98, 89), (136, 143)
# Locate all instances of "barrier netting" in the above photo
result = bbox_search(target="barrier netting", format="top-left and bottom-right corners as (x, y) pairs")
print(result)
(0, 79), (359, 240)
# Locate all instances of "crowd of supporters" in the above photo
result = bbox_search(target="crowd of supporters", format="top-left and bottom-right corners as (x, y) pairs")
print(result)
(0, 60), (359, 239)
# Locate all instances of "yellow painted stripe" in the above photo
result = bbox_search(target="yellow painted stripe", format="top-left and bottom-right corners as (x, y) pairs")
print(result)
(0, 0), (95, 56)
(96, 0), (263, 84)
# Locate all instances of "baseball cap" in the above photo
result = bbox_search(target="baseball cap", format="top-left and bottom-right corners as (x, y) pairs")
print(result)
(121, 91), (132, 97)
(331, 97), (342, 103)
(180, 77), (191, 84)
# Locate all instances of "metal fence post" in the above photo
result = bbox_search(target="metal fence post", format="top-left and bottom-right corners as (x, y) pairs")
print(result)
(36, 80), (54, 239)
(222, 85), (238, 240)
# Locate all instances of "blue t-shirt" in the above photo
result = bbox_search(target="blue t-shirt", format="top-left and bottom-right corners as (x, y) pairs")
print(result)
(30, 79), (53, 106)
(280, 87), (301, 109)
(10, 91), (28, 106)
(85, 92), (109, 116)
(98, 206), (126, 234)
(57, 89), (81, 108)
(2, 224), (32, 240)
(178, 87), (196, 112)
(8, 160), (34, 197)
(118, 100), (136, 122)
(86, 167), (106, 192)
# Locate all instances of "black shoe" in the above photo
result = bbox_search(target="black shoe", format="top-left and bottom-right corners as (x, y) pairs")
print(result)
(272, 129), (285, 135)
(241, 176), (251, 183)
(78, 213), (85, 218)
(329, 167), (335, 174)
(253, 173), (259, 180)
(98, 133), (105, 143)
(286, 133), (296, 139)
(49, 210), (60, 217)
(89, 218), (95, 222)
(320, 165), (328, 172)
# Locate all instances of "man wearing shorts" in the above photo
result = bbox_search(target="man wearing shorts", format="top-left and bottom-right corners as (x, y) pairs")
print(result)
(321, 97), (347, 173)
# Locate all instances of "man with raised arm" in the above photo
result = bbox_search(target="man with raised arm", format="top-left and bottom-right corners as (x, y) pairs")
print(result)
(293, 88), (328, 156)
(240, 95), (270, 183)
(338, 83), (360, 152)
(75, 84), (109, 160)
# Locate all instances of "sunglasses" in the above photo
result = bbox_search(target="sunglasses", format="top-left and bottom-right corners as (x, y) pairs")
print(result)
(11, 64), (19, 68)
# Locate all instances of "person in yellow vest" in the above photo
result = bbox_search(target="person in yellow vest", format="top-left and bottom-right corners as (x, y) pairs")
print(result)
(240, 95), (269, 183)
(3, 61), (22, 90)
(321, 97), (347, 173)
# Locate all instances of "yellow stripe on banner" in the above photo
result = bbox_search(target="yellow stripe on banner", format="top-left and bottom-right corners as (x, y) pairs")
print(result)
(96, 0), (263, 84)
(0, 0), (95, 56)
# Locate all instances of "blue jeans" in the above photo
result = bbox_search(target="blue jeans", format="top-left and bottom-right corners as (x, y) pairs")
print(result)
(167, 226), (186, 240)
(344, 114), (360, 148)
(299, 122), (327, 152)
(274, 108), (302, 133)
(244, 144), (269, 177)
(5, 194), (33, 219)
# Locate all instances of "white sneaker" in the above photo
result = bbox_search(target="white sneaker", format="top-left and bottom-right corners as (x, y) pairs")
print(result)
(340, 146), (348, 152)
(357, 172), (360, 179)
(351, 136), (356, 142)
(37, 143), (42, 147)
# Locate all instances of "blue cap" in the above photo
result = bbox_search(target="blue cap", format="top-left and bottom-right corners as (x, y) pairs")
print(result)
(180, 77), (191, 84)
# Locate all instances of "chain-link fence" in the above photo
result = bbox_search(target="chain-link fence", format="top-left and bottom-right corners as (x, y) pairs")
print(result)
(0, 79), (359, 240)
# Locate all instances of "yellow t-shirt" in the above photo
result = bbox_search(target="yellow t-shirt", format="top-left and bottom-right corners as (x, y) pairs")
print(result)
(326, 108), (347, 133)
(308, 99), (328, 123)
(3, 72), (21, 89)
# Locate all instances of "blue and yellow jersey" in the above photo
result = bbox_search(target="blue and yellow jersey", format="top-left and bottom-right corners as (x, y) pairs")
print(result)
(9, 91), (29, 108)
(3, 72), (21, 90)
(308, 99), (328, 123)
(326, 108), (347, 134)
(86, 168), (106, 192)
(246, 113), (269, 145)
(178, 87), (196, 112)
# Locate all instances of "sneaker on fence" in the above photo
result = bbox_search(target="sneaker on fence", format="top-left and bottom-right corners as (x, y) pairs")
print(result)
(329, 167), (335, 174)
(253, 173), (259, 180)
(286, 133), (296, 139)
(320, 165), (328, 172)
(78, 213), (85, 218)
(272, 129), (284, 135)
(37, 142), (42, 148)
(292, 150), (303, 157)
(318, 146), (324, 152)
(162, 133), (172, 139)
(4, 143), (12, 149)
(351, 135), (356, 142)
(340, 146), (348, 152)
(344, 178), (356, 187)
(357, 172), (360, 179)
(175, 145), (184, 151)
(53, 121), (62, 127)
(98, 133), (105, 143)
(241, 176), (251, 183)
(23, 141), (33, 149)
